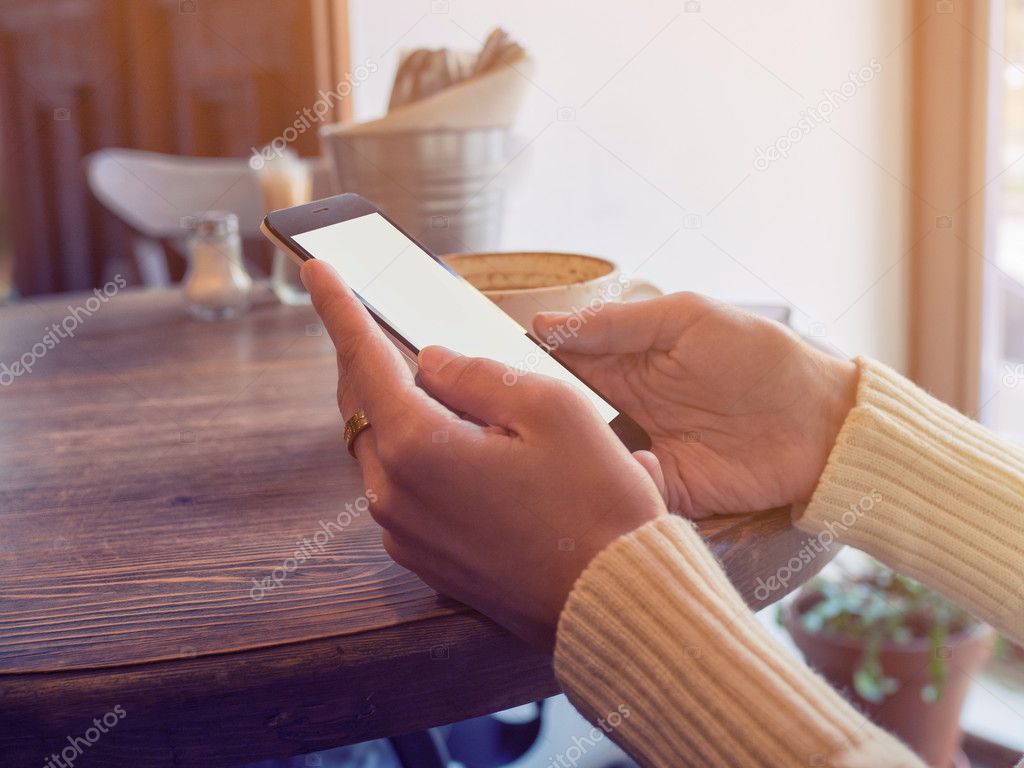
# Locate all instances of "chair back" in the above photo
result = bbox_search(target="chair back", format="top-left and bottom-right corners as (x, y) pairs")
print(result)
(85, 149), (331, 285)
(87, 150), (270, 238)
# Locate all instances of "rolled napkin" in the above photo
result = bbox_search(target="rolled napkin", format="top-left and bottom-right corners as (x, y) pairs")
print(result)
(336, 27), (532, 135)
(387, 48), (478, 111)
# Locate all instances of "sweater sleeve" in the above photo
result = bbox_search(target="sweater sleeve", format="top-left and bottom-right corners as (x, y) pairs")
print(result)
(794, 357), (1024, 644)
(554, 515), (923, 767)
(553, 356), (1023, 766)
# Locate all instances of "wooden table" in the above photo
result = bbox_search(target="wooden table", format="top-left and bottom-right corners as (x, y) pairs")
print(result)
(0, 287), (832, 766)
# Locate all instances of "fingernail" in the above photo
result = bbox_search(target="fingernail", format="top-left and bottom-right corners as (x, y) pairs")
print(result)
(533, 311), (571, 333)
(419, 345), (461, 373)
(534, 311), (569, 324)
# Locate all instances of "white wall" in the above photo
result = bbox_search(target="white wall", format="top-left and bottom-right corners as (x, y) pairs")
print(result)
(346, 0), (910, 368)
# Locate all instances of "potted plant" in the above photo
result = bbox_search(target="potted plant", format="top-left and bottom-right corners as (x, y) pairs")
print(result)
(782, 563), (993, 768)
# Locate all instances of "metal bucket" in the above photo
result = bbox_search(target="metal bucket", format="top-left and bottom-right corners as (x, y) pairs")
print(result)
(320, 126), (509, 255)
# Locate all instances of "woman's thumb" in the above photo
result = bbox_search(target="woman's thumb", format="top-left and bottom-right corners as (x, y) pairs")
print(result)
(417, 346), (521, 427)
(532, 310), (601, 352)
(532, 302), (654, 355)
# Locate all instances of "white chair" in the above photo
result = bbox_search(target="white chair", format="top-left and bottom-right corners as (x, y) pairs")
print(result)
(85, 149), (332, 286)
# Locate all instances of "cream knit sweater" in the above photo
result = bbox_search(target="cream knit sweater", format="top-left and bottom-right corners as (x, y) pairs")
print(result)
(554, 357), (1024, 767)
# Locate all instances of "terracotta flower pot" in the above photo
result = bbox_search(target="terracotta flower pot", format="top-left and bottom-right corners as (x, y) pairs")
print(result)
(785, 596), (993, 768)
(1007, 639), (1024, 663)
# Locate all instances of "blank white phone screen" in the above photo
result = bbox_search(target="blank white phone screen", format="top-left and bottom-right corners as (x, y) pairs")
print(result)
(293, 212), (618, 423)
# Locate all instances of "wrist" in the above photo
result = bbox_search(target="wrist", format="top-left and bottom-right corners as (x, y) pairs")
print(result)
(820, 356), (860, 468)
(793, 351), (860, 503)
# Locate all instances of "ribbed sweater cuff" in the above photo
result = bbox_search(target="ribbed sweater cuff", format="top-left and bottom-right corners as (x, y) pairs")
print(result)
(795, 357), (1024, 642)
(554, 515), (920, 767)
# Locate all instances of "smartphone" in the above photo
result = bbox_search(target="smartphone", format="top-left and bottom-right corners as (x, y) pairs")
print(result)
(261, 193), (651, 452)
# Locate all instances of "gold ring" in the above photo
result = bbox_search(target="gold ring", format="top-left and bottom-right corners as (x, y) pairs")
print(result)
(344, 408), (371, 458)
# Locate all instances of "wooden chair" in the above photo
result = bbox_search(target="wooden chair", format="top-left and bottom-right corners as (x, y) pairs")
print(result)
(85, 149), (332, 286)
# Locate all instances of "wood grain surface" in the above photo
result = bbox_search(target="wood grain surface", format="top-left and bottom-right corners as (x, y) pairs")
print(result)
(0, 287), (834, 766)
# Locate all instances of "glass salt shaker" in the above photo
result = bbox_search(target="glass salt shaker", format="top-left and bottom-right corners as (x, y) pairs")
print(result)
(182, 212), (253, 321)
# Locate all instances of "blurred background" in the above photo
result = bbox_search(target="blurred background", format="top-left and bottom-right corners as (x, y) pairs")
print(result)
(7, 0), (1024, 435)
(2, 0), (1021, 431)
(2, 1), (1024, 766)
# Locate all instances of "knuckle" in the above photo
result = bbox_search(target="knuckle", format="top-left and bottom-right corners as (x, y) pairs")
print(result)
(382, 534), (413, 571)
(367, 487), (396, 528)
(561, 383), (594, 413)
(375, 401), (436, 473)
(670, 291), (705, 312)
(381, 530), (403, 560)
(527, 375), (589, 415)
(376, 421), (421, 472)
(449, 356), (489, 390)
(376, 434), (408, 471)
(518, 375), (552, 405)
(335, 328), (374, 372)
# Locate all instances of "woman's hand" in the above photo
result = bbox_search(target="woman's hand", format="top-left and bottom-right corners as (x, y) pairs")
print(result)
(302, 260), (666, 648)
(533, 294), (859, 518)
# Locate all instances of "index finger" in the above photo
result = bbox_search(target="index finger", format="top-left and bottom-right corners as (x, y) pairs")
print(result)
(301, 259), (415, 419)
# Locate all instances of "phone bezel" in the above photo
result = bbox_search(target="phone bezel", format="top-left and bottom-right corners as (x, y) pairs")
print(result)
(261, 193), (652, 452)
